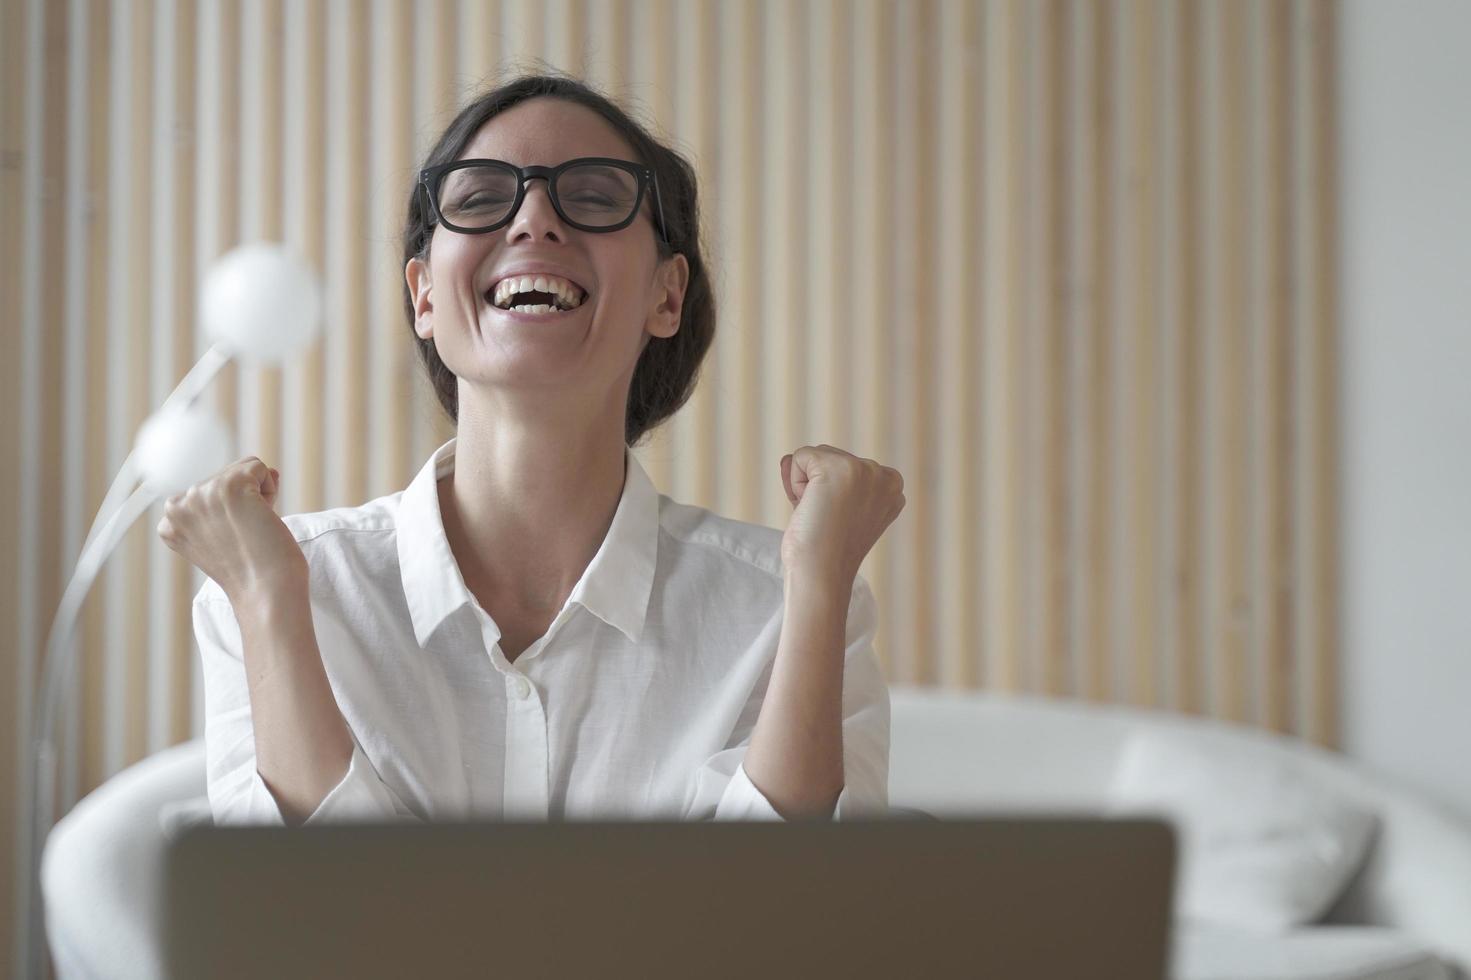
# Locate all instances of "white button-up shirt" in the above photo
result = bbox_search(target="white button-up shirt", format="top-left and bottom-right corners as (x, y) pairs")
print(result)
(193, 437), (891, 825)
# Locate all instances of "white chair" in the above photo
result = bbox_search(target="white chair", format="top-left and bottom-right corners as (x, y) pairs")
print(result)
(42, 685), (1471, 979)
(886, 686), (1471, 979)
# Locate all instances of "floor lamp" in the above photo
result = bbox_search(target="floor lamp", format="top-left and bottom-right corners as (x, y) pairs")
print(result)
(19, 242), (323, 980)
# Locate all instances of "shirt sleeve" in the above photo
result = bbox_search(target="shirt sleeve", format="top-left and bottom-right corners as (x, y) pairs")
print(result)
(193, 586), (419, 826)
(688, 574), (891, 821)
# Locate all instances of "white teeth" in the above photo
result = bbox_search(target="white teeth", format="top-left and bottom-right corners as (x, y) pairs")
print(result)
(492, 273), (586, 310)
(509, 304), (557, 314)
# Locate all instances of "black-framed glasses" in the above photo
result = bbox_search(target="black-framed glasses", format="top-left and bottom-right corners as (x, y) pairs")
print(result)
(419, 156), (672, 245)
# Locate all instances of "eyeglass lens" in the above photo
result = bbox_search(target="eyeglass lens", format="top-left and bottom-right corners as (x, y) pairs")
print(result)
(436, 162), (640, 231)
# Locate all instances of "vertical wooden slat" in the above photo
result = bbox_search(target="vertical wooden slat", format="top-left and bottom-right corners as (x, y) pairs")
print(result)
(805, 0), (837, 451)
(544, 0), (580, 70)
(936, 0), (979, 690)
(714, 0), (761, 523)
(278, 0), (307, 502)
(1302, 0), (1339, 748)
(708, 0), (738, 514)
(284, 0), (327, 518)
(1256, 0), (1295, 735)
(511, 0), (546, 68)
(43, 0), (80, 947)
(409, 0), (458, 469)
(850, 0), (893, 676)
(1210, 0), (1249, 724)
(1200, 0), (1222, 718)
(234, 0), (264, 496)
(147, 0), (180, 755)
(1156, 0), (1178, 710)
(430, 0), (467, 458)
(911, 0), (937, 686)
(254, 0), (285, 502)
(1048, 0), (1072, 698)
(1064, 0), (1086, 697)
(889, 0), (924, 684)
(981, 0), (1025, 692)
(58, 0), (86, 808)
(1084, 0), (1113, 701)
(579, 0), (624, 96)
(1107, 0), (1130, 704)
(0, 0), (30, 962)
(1019, 0), (1041, 694)
(1128, 0), (1160, 707)
(168, 0), (200, 747)
(95, 0), (118, 790)
(457, 0), (495, 96)
(668, 0), (717, 508)
(629, 0), (677, 492)
(76, 0), (112, 810)
(10, 0), (64, 972)
(759, 0), (800, 526)
(1173, 0), (1203, 715)
(580, 0), (613, 93)
(200, 0), (241, 493)
(326, 0), (368, 507)
(100, 0), (155, 781)
(1028, 0), (1069, 696)
(128, 0), (158, 773)
(369, 0), (412, 496)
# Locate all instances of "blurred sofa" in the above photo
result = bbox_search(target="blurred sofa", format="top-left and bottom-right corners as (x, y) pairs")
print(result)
(42, 685), (1471, 979)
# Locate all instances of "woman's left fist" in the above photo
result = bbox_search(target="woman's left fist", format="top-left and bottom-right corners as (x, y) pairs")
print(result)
(779, 444), (906, 585)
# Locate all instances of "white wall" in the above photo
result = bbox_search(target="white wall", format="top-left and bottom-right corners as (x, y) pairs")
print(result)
(1339, 0), (1471, 818)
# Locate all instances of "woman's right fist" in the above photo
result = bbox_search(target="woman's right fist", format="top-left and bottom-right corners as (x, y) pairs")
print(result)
(156, 456), (308, 602)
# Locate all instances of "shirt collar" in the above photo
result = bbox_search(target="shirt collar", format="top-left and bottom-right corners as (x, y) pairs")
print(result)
(396, 437), (659, 648)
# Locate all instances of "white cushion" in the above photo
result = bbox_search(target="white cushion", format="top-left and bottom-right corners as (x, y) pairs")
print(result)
(1173, 923), (1453, 980)
(1106, 730), (1378, 931)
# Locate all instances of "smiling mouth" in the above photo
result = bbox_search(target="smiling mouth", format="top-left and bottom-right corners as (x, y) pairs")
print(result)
(484, 294), (587, 321)
(485, 279), (590, 313)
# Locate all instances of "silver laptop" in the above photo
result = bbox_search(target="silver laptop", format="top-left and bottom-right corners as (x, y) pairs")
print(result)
(164, 816), (1175, 979)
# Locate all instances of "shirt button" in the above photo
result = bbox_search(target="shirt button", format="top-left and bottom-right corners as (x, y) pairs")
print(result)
(509, 674), (531, 699)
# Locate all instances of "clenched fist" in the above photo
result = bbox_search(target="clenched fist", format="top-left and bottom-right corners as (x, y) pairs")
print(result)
(779, 444), (906, 586)
(156, 456), (307, 603)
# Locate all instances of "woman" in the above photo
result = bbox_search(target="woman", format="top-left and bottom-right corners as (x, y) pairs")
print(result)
(159, 73), (905, 827)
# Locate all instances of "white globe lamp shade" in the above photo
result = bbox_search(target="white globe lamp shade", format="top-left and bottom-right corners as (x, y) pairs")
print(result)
(200, 242), (323, 363)
(133, 405), (236, 495)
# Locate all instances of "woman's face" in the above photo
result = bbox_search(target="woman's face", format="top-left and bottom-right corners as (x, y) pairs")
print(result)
(405, 97), (688, 406)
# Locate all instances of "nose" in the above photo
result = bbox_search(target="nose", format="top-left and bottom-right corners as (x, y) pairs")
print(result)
(508, 177), (563, 241)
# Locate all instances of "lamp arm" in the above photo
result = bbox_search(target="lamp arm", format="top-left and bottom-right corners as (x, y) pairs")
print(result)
(78, 345), (229, 559)
(22, 484), (160, 980)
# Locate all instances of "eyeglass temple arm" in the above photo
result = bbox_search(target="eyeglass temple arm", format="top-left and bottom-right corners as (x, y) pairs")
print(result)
(649, 173), (672, 246)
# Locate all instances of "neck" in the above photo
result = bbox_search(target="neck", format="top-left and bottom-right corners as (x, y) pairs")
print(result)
(438, 391), (628, 613)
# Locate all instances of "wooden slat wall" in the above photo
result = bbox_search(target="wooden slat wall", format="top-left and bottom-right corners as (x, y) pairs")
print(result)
(3, 1), (1341, 971)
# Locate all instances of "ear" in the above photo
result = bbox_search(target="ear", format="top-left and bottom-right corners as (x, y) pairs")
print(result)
(647, 252), (689, 340)
(406, 255), (434, 340)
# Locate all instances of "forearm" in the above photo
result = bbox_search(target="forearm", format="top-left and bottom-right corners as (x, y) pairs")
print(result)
(234, 582), (353, 826)
(742, 570), (849, 819)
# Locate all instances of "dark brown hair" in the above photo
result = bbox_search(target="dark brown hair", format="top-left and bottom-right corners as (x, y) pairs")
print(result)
(400, 69), (716, 448)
